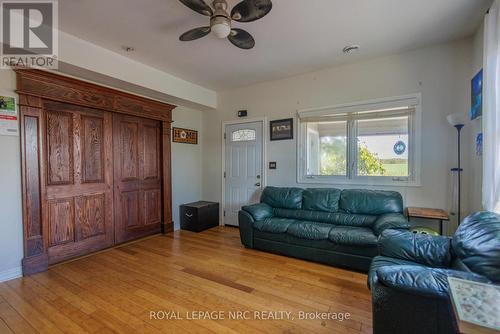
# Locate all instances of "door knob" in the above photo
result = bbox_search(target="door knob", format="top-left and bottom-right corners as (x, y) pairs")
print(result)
(255, 182), (261, 187)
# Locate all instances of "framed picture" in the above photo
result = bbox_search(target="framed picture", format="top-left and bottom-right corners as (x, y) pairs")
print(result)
(172, 127), (198, 144)
(270, 118), (293, 141)
(0, 96), (16, 115)
(470, 69), (483, 120)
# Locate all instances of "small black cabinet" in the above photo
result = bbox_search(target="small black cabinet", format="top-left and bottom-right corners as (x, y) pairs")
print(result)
(180, 201), (219, 232)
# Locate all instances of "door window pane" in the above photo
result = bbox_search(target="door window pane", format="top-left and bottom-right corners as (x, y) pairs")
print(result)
(357, 116), (409, 177)
(232, 129), (256, 142)
(306, 121), (347, 176)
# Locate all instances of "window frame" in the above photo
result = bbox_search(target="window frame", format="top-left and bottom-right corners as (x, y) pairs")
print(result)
(297, 94), (422, 187)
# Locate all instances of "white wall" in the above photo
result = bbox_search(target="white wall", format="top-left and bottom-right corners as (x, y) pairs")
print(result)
(202, 39), (473, 234)
(0, 70), (23, 281)
(58, 31), (216, 110)
(172, 108), (203, 230)
(467, 23), (485, 212)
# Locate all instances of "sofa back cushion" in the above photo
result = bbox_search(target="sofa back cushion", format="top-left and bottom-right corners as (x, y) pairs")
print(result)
(302, 188), (341, 212)
(261, 187), (303, 209)
(340, 189), (403, 215)
(452, 211), (500, 283)
(273, 208), (376, 227)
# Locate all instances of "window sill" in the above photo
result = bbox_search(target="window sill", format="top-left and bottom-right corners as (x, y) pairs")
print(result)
(297, 176), (422, 188)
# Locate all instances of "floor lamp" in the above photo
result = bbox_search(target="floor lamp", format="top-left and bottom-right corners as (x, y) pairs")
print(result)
(447, 113), (466, 225)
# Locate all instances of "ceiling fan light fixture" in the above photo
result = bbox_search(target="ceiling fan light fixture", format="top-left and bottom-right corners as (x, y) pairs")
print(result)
(211, 16), (231, 38)
(178, 0), (272, 49)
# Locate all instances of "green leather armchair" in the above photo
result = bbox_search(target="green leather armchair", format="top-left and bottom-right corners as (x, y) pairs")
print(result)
(368, 211), (500, 334)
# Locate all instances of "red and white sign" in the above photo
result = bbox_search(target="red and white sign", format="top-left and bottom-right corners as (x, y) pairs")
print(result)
(0, 114), (18, 136)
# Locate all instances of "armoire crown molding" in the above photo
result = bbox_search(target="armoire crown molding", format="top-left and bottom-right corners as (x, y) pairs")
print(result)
(15, 68), (176, 121)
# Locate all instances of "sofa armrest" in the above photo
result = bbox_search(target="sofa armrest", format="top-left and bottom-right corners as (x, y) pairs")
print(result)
(373, 213), (410, 236)
(379, 229), (452, 267)
(238, 210), (255, 248)
(242, 203), (273, 221)
(376, 265), (491, 299)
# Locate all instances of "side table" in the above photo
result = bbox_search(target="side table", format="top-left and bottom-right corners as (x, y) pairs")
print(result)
(406, 207), (450, 235)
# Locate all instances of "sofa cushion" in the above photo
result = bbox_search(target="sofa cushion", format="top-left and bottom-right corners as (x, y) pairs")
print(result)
(261, 187), (303, 209)
(303, 188), (341, 212)
(273, 208), (376, 227)
(254, 218), (295, 233)
(452, 211), (500, 283)
(254, 230), (379, 259)
(340, 189), (403, 215)
(328, 226), (378, 247)
(287, 221), (333, 240)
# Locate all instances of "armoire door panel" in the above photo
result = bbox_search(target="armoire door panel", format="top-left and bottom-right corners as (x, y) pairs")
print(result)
(81, 116), (104, 183)
(143, 125), (160, 180)
(121, 191), (141, 228)
(114, 114), (162, 243)
(75, 193), (106, 240)
(48, 198), (75, 247)
(43, 101), (114, 264)
(120, 121), (140, 181)
(46, 110), (74, 185)
(144, 189), (161, 225)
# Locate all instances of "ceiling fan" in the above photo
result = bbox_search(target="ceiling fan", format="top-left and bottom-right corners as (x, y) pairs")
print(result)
(178, 0), (272, 49)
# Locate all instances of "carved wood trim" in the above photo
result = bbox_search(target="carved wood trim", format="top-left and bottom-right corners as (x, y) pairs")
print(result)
(162, 121), (173, 233)
(15, 69), (176, 122)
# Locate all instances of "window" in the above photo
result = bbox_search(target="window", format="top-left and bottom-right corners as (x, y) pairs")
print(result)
(232, 129), (256, 142)
(357, 116), (409, 177)
(306, 121), (347, 176)
(298, 95), (421, 186)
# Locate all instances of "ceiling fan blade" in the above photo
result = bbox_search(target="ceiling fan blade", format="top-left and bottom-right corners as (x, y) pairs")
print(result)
(228, 29), (255, 49)
(179, 26), (211, 41)
(178, 0), (213, 16)
(231, 0), (272, 22)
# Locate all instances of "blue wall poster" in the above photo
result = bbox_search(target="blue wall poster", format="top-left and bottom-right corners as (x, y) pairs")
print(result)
(471, 69), (483, 120)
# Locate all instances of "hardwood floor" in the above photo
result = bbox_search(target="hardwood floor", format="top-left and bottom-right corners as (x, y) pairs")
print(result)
(0, 227), (372, 334)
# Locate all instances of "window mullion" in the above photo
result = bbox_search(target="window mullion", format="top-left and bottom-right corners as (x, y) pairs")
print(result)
(347, 120), (357, 180)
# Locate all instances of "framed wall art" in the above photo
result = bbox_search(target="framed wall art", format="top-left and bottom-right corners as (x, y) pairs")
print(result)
(173, 127), (198, 144)
(270, 118), (293, 141)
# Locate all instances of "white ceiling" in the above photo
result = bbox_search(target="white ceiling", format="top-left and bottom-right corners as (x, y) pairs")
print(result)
(59, 0), (491, 90)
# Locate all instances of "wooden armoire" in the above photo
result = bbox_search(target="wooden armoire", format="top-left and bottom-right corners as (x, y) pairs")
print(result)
(17, 69), (176, 275)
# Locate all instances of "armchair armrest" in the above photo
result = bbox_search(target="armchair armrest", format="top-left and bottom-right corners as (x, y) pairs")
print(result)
(373, 213), (410, 236)
(379, 229), (452, 267)
(242, 203), (273, 221)
(376, 265), (491, 299)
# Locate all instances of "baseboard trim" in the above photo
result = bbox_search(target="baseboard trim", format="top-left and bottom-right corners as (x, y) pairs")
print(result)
(0, 266), (22, 282)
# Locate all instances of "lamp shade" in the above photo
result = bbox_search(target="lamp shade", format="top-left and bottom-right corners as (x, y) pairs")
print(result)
(447, 113), (467, 127)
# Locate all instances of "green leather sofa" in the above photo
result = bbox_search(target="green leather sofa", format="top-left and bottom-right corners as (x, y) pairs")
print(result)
(368, 211), (500, 334)
(238, 186), (410, 271)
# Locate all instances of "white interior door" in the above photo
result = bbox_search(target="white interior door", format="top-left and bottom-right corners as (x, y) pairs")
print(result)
(224, 121), (263, 226)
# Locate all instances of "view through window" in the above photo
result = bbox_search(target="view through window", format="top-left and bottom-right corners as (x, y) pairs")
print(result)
(301, 104), (415, 184)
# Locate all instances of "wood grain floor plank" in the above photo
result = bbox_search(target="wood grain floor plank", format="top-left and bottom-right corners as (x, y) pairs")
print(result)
(0, 227), (372, 334)
(0, 296), (38, 334)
